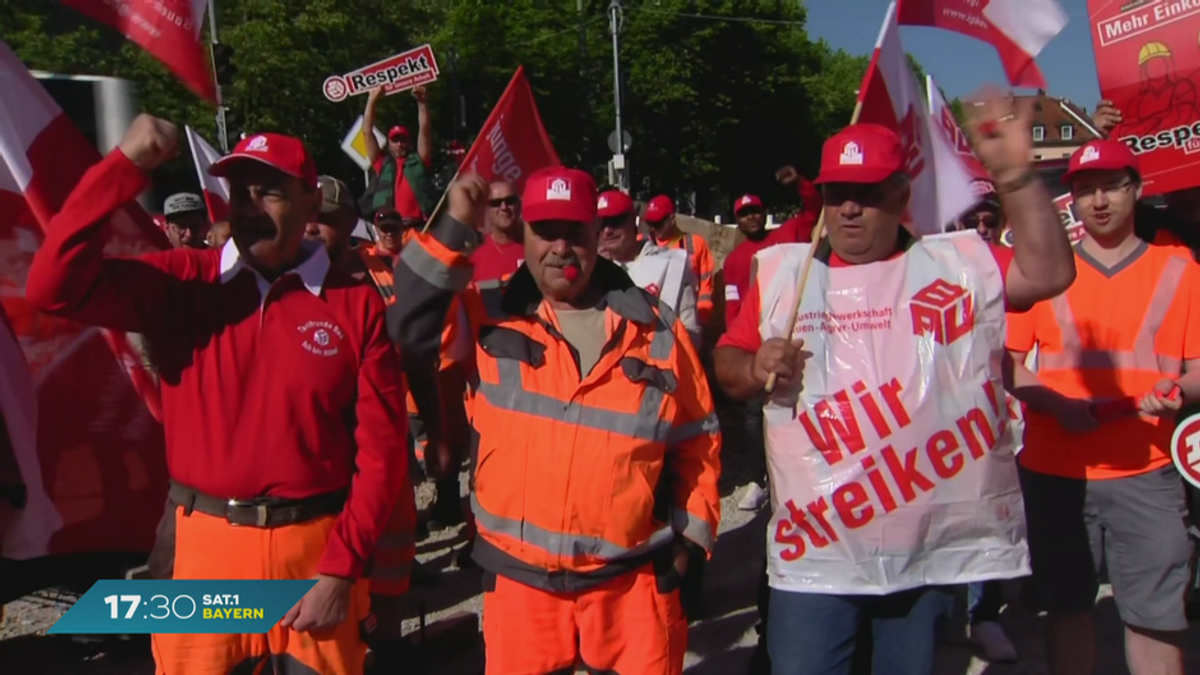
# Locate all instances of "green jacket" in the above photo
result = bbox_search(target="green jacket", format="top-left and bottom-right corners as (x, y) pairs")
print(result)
(364, 152), (437, 218)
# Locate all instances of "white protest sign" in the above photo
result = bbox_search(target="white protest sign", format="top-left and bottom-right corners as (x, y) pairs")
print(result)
(323, 44), (439, 102)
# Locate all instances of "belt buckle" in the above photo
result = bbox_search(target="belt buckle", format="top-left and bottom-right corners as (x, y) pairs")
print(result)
(227, 499), (269, 528)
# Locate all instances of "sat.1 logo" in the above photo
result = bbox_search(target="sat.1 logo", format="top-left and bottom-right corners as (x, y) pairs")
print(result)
(1170, 412), (1200, 490)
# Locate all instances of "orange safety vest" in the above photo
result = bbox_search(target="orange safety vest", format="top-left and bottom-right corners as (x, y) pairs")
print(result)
(1012, 232), (1200, 480)
(457, 258), (722, 592)
(665, 233), (715, 325)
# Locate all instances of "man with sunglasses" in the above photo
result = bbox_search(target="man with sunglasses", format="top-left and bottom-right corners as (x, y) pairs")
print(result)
(162, 192), (211, 249)
(1007, 138), (1200, 675)
(371, 208), (411, 258)
(714, 103), (1075, 674)
(950, 180), (1005, 244)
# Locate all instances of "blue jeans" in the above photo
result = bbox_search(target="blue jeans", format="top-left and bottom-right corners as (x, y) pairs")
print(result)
(767, 586), (953, 675)
(966, 581), (1003, 625)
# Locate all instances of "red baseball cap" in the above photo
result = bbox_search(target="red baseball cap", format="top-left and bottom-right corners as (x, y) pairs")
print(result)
(388, 125), (410, 140)
(644, 195), (675, 223)
(1062, 139), (1140, 184)
(209, 133), (318, 190)
(734, 194), (763, 214)
(814, 123), (906, 185)
(522, 167), (598, 224)
(597, 190), (635, 218)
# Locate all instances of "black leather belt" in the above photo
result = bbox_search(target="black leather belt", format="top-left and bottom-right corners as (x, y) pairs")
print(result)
(167, 481), (348, 528)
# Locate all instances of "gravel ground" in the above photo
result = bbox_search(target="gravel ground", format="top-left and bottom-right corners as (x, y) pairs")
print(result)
(5, 427), (1200, 674)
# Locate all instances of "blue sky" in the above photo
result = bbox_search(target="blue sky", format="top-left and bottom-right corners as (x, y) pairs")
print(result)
(804, 0), (1100, 112)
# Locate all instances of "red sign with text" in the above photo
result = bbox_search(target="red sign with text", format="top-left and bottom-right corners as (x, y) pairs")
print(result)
(1088, 0), (1200, 196)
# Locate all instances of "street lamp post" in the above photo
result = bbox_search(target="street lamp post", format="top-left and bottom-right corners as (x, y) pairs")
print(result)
(608, 0), (629, 193)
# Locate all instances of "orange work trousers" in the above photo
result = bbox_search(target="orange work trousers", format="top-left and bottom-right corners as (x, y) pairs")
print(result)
(482, 564), (687, 675)
(151, 507), (370, 675)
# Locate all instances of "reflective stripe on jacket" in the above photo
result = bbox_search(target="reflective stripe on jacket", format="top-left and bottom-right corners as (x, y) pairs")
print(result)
(391, 215), (722, 592)
(669, 234), (715, 326)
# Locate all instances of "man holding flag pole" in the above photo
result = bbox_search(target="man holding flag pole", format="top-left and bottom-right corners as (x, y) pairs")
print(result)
(714, 2), (1075, 672)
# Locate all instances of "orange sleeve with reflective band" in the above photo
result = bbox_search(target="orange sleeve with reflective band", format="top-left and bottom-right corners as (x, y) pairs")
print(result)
(691, 236), (715, 326)
(664, 308), (722, 553)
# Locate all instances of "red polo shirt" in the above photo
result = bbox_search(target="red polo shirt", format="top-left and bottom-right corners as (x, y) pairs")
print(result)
(25, 151), (409, 580)
(470, 234), (525, 283)
(723, 212), (818, 326)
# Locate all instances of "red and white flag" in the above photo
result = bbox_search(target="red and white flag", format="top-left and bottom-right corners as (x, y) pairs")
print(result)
(62, 0), (216, 103)
(898, 0), (1067, 89)
(926, 74), (990, 182)
(858, 2), (978, 235)
(460, 66), (561, 196)
(0, 40), (169, 560)
(186, 126), (229, 223)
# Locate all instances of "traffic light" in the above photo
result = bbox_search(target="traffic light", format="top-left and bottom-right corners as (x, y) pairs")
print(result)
(212, 43), (236, 86)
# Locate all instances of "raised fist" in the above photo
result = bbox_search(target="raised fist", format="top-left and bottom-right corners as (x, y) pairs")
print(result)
(118, 114), (178, 171)
(447, 173), (491, 229)
(412, 85), (428, 104)
(367, 87), (384, 106)
(1092, 100), (1122, 138)
(775, 165), (800, 186)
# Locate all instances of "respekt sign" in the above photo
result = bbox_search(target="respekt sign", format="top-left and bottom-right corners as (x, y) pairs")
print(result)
(323, 44), (439, 102)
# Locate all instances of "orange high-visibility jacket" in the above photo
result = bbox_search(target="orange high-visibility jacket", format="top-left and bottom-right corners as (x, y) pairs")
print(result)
(664, 234), (715, 327)
(391, 217), (722, 593)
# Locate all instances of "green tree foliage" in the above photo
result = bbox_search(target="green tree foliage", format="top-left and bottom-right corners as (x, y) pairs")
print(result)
(0, 0), (932, 214)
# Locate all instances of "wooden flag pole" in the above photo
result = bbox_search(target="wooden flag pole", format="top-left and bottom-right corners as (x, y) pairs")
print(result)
(763, 100), (863, 394)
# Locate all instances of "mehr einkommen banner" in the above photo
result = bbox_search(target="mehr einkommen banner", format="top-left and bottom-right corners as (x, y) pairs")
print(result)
(1088, 0), (1200, 196)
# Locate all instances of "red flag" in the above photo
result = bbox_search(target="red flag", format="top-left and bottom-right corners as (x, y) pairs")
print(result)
(460, 66), (561, 195)
(926, 75), (990, 181)
(62, 0), (216, 103)
(0, 40), (169, 560)
(857, 3), (977, 234)
(898, 0), (1067, 89)
(186, 126), (230, 222)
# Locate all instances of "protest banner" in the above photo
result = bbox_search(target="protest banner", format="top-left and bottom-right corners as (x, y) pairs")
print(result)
(758, 232), (1029, 594)
(0, 41), (168, 560)
(1088, 0), (1200, 196)
(898, 0), (1067, 89)
(63, 0), (215, 103)
(185, 127), (229, 223)
(323, 44), (439, 103)
(858, 2), (978, 235)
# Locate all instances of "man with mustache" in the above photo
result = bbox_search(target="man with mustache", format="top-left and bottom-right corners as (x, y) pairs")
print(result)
(391, 168), (721, 674)
(25, 118), (410, 675)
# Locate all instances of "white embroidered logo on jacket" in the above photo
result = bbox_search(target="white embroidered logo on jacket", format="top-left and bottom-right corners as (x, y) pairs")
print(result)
(752, 231), (1027, 595)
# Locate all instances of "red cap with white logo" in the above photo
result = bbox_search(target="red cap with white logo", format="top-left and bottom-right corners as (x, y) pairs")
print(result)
(643, 195), (675, 224)
(389, 125), (410, 140)
(522, 167), (598, 224)
(734, 194), (763, 215)
(209, 133), (319, 190)
(814, 123), (906, 185)
(597, 189), (635, 218)
(1062, 139), (1139, 184)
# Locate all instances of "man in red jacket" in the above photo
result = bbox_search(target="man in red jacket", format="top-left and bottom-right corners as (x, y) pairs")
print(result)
(25, 116), (410, 675)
